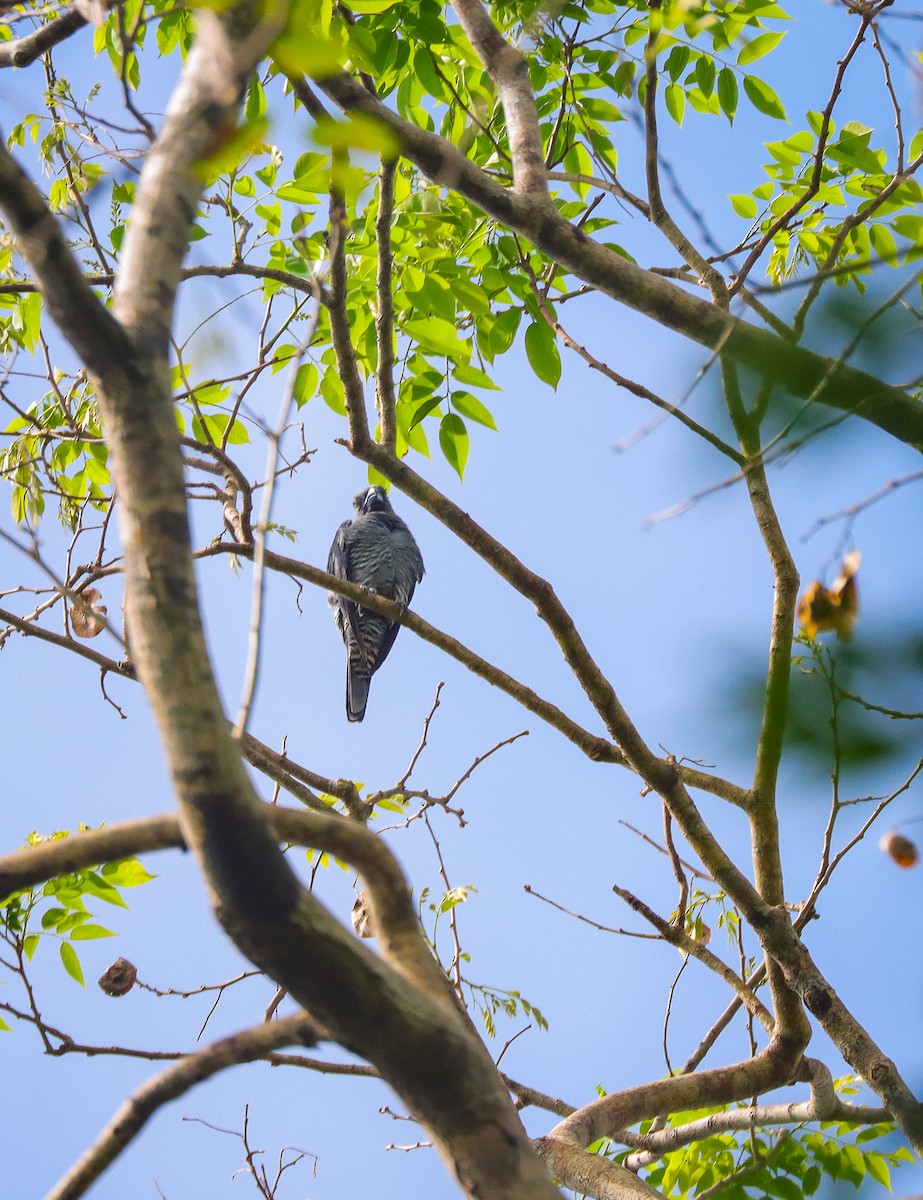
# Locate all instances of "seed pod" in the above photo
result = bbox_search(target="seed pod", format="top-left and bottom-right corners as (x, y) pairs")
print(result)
(879, 831), (919, 869)
(98, 957), (138, 996)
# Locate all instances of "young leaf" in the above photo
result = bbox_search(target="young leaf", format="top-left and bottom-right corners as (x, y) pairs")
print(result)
(730, 193), (758, 218)
(738, 31), (785, 67)
(70, 923), (116, 940)
(60, 941), (85, 986)
(865, 1154), (890, 1188)
(101, 858), (156, 887)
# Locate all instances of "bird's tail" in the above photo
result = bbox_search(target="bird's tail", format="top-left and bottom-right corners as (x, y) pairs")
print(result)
(346, 664), (371, 723)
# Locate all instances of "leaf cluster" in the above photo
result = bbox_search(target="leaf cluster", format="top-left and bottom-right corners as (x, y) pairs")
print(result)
(0, 830), (154, 992)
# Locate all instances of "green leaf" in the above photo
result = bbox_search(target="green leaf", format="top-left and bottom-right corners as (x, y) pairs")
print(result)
(403, 316), (468, 360)
(743, 74), (788, 120)
(865, 1154), (890, 1188)
(664, 82), (685, 126)
(320, 364), (346, 415)
(294, 362), (318, 407)
(452, 363), (501, 391)
(81, 875), (129, 909)
(439, 413), (469, 480)
(481, 308), (521, 359)
(524, 321), (561, 389)
(665, 44), (690, 82)
(765, 1176), (803, 1200)
(192, 117), (268, 183)
(695, 55), (715, 97)
(738, 31), (785, 66)
(269, 0), (344, 76)
(730, 193), (758, 218)
(59, 941), (84, 986)
(16, 292), (42, 352)
(313, 112), (399, 159)
(23, 934), (39, 961)
(70, 923), (116, 940)
(374, 795), (408, 813)
(408, 395), (442, 429)
(451, 391), (497, 430)
(41, 906), (67, 930)
(717, 67), (738, 122)
(100, 858), (155, 887)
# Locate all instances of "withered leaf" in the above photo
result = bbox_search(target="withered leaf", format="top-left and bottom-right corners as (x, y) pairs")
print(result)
(797, 550), (860, 641)
(71, 587), (108, 639)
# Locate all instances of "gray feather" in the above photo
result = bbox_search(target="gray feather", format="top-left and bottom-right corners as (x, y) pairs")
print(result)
(327, 486), (424, 722)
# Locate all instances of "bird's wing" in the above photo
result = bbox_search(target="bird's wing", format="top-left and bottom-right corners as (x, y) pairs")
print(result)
(327, 520), (361, 645)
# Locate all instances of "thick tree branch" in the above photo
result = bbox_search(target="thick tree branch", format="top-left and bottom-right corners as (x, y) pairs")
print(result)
(0, 16), (562, 1199)
(621, 1059), (888, 1168)
(546, 1043), (799, 1151)
(534, 1141), (665, 1200)
(313, 72), (923, 450)
(0, 804), (443, 1000)
(0, 145), (139, 388)
(0, 6), (88, 69)
(449, 0), (548, 197)
(111, 6), (283, 354)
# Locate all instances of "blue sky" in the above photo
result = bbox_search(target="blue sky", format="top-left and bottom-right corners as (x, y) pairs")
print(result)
(2, 3), (923, 1197)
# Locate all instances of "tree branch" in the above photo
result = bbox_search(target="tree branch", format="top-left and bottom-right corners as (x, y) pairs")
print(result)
(449, 0), (548, 197)
(0, 6), (88, 69)
(611, 884), (773, 1033)
(721, 359), (809, 1046)
(47, 1014), (319, 1200)
(313, 71), (923, 450)
(0, 16), (563, 1196)
(643, 24), (727, 299)
(376, 157), (398, 452)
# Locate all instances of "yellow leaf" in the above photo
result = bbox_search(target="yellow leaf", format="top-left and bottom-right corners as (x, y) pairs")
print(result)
(797, 550), (861, 641)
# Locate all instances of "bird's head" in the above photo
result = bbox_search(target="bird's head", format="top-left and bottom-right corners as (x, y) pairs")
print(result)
(353, 485), (391, 515)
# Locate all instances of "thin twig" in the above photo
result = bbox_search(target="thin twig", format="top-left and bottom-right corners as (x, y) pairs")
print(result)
(233, 287), (321, 738)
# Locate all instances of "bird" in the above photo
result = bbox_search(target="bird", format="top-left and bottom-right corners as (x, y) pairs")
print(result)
(327, 485), (424, 722)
